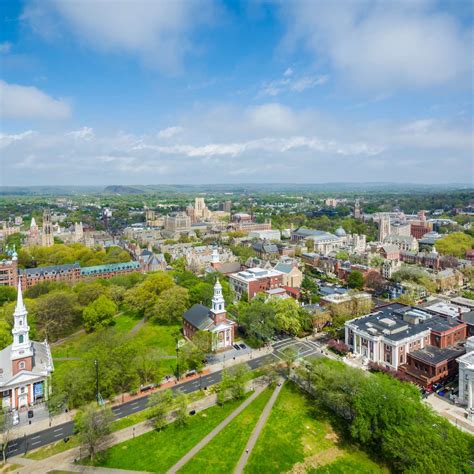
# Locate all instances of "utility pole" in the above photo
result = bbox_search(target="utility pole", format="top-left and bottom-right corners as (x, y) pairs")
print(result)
(94, 359), (99, 406)
(175, 339), (180, 381)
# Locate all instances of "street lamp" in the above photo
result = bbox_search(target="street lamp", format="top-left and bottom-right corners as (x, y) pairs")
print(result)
(175, 338), (180, 381)
(94, 359), (99, 406)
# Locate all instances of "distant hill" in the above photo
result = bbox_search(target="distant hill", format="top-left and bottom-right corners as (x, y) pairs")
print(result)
(103, 185), (145, 194)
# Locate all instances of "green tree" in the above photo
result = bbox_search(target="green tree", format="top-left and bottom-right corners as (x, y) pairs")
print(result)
(178, 342), (205, 373)
(133, 348), (166, 386)
(152, 286), (190, 324)
(76, 405), (114, 461)
(192, 330), (212, 353)
(272, 298), (304, 335)
(0, 286), (17, 305)
(0, 320), (12, 350)
(281, 347), (298, 376)
(436, 232), (474, 257)
(35, 290), (81, 340)
(147, 389), (173, 430)
(0, 409), (12, 462)
(83, 295), (117, 332)
(347, 270), (364, 290)
(75, 281), (107, 306)
(235, 296), (277, 344)
(174, 391), (189, 427)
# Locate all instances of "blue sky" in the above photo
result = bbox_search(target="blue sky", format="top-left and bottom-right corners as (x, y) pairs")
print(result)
(0, 0), (472, 185)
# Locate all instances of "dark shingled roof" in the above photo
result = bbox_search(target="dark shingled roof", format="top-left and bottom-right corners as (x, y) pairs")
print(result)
(409, 345), (465, 366)
(183, 304), (214, 330)
(21, 263), (80, 276)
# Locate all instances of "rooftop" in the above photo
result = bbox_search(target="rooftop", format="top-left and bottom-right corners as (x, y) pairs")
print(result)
(347, 303), (464, 343)
(183, 304), (214, 331)
(292, 228), (339, 241)
(21, 263), (80, 276)
(80, 261), (140, 275)
(409, 345), (465, 366)
(230, 267), (283, 282)
(423, 300), (469, 318)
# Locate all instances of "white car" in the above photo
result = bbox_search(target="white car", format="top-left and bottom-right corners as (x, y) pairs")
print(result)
(12, 411), (19, 426)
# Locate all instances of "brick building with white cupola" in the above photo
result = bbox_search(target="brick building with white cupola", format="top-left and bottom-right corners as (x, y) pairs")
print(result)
(183, 280), (236, 351)
(0, 280), (54, 410)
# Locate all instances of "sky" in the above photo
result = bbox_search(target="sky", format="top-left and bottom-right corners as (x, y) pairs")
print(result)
(0, 0), (473, 186)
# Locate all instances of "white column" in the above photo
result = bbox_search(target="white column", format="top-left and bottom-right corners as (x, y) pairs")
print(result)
(11, 388), (15, 410)
(469, 377), (473, 411)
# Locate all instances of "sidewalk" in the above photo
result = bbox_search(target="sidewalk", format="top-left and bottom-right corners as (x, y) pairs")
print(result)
(166, 384), (267, 474)
(424, 394), (474, 434)
(234, 380), (284, 474)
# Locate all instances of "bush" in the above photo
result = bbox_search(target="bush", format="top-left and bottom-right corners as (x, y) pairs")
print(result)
(367, 361), (411, 383)
(327, 339), (349, 355)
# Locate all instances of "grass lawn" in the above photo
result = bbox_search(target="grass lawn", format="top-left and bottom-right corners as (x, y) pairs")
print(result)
(244, 383), (385, 474)
(178, 388), (272, 473)
(51, 311), (142, 358)
(51, 317), (179, 385)
(93, 396), (250, 472)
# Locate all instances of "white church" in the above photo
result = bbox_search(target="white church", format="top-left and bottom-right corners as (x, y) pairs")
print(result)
(0, 281), (54, 410)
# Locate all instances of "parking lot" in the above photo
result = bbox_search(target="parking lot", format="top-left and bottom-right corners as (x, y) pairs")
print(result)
(206, 341), (252, 365)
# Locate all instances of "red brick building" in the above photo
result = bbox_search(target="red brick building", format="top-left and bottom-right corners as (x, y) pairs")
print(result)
(183, 280), (236, 351)
(0, 257), (18, 287)
(228, 267), (284, 300)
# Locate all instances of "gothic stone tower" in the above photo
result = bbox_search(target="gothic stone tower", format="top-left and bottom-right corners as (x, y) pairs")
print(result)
(41, 209), (54, 247)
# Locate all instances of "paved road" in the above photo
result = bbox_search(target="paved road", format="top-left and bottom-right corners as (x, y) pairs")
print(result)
(5, 352), (278, 460)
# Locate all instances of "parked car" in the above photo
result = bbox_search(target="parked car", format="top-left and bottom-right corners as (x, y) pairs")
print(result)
(233, 344), (241, 350)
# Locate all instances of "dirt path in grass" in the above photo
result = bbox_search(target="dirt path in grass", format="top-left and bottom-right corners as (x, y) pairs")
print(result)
(166, 385), (267, 474)
(234, 380), (284, 474)
(129, 317), (146, 334)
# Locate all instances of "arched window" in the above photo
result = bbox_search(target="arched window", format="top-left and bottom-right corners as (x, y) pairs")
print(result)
(19, 361), (25, 370)
(19, 335), (24, 344)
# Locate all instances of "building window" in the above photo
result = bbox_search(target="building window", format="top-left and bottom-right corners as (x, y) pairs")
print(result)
(19, 335), (24, 344)
(19, 361), (25, 370)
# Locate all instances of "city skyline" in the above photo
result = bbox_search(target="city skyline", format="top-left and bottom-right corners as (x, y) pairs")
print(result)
(1, 0), (473, 185)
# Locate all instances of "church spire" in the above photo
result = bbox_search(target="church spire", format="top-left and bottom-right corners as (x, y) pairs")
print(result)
(11, 278), (32, 361)
(15, 278), (26, 314)
(211, 279), (225, 315)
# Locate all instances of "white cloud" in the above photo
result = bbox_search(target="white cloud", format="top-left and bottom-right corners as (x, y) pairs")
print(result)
(0, 80), (71, 119)
(280, 0), (472, 91)
(259, 70), (328, 97)
(67, 127), (94, 140)
(22, 0), (217, 72)
(1, 103), (471, 185)
(0, 42), (12, 54)
(0, 131), (36, 149)
(158, 126), (183, 139)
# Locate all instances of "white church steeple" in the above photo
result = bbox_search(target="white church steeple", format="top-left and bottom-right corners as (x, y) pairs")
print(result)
(211, 247), (220, 265)
(211, 279), (225, 315)
(11, 279), (33, 361)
